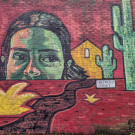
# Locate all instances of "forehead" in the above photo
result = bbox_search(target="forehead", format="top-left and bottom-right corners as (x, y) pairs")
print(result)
(10, 27), (62, 51)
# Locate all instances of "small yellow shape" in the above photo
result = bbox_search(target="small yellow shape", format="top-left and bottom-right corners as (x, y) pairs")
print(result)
(83, 92), (102, 104)
(71, 40), (102, 79)
(0, 82), (38, 115)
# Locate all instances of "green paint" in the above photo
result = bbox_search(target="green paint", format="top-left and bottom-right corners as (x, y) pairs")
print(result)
(112, 0), (135, 90)
(88, 0), (96, 6)
(7, 28), (64, 80)
(96, 45), (116, 79)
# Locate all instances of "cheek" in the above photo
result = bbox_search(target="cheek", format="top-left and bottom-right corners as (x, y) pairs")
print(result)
(6, 51), (23, 74)
(13, 66), (22, 72)
(6, 65), (22, 79)
(41, 65), (64, 79)
(6, 59), (22, 75)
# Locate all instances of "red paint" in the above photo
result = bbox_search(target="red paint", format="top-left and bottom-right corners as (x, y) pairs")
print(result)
(51, 79), (135, 133)
(0, 79), (134, 134)
(0, 0), (130, 78)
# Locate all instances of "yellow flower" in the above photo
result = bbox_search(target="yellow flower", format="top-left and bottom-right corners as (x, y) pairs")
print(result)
(0, 82), (38, 115)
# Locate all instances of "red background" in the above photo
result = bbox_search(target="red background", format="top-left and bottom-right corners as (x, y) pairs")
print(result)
(0, 80), (135, 134)
(1, 0), (135, 78)
(0, 1), (135, 133)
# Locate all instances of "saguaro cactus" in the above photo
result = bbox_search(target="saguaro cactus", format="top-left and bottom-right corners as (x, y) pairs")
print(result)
(96, 45), (116, 79)
(112, 0), (135, 90)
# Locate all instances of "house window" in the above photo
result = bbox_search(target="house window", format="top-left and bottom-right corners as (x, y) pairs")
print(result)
(84, 48), (90, 58)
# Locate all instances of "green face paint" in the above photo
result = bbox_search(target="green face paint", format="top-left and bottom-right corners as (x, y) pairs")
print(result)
(6, 27), (65, 80)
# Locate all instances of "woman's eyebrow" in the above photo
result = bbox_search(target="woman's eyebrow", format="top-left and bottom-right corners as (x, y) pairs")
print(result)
(38, 49), (59, 52)
(11, 48), (30, 52)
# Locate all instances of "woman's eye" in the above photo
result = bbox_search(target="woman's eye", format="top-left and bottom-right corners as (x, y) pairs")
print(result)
(13, 54), (28, 60)
(41, 56), (59, 62)
(40, 56), (59, 66)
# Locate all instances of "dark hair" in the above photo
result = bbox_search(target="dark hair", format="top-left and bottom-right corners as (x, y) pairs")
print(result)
(0, 11), (88, 80)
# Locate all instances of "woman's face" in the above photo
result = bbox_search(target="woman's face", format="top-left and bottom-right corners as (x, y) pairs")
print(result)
(6, 27), (65, 80)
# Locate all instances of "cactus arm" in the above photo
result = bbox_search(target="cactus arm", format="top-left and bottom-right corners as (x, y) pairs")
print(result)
(113, 35), (125, 51)
(133, 31), (135, 36)
(112, 59), (117, 70)
(96, 45), (117, 79)
(122, 0), (133, 33)
(112, 6), (122, 34)
(112, 0), (135, 90)
(109, 50), (113, 57)
(96, 55), (101, 66)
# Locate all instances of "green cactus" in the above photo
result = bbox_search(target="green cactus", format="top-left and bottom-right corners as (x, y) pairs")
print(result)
(112, 0), (135, 90)
(96, 45), (116, 79)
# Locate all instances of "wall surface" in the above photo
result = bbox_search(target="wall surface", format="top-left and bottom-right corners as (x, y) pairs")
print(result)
(0, 0), (135, 134)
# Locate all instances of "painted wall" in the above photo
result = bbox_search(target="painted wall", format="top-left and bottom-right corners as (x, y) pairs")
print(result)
(0, 0), (135, 134)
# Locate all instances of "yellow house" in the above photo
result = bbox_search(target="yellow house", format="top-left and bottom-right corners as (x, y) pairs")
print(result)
(71, 40), (102, 79)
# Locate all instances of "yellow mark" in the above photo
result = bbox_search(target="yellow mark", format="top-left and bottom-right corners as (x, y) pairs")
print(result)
(71, 40), (102, 79)
(0, 82), (38, 115)
(83, 92), (102, 104)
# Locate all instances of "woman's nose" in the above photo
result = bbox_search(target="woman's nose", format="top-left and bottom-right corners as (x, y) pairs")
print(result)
(23, 59), (41, 77)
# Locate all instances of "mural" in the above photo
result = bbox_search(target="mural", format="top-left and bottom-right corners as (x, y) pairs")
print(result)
(0, 0), (135, 134)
